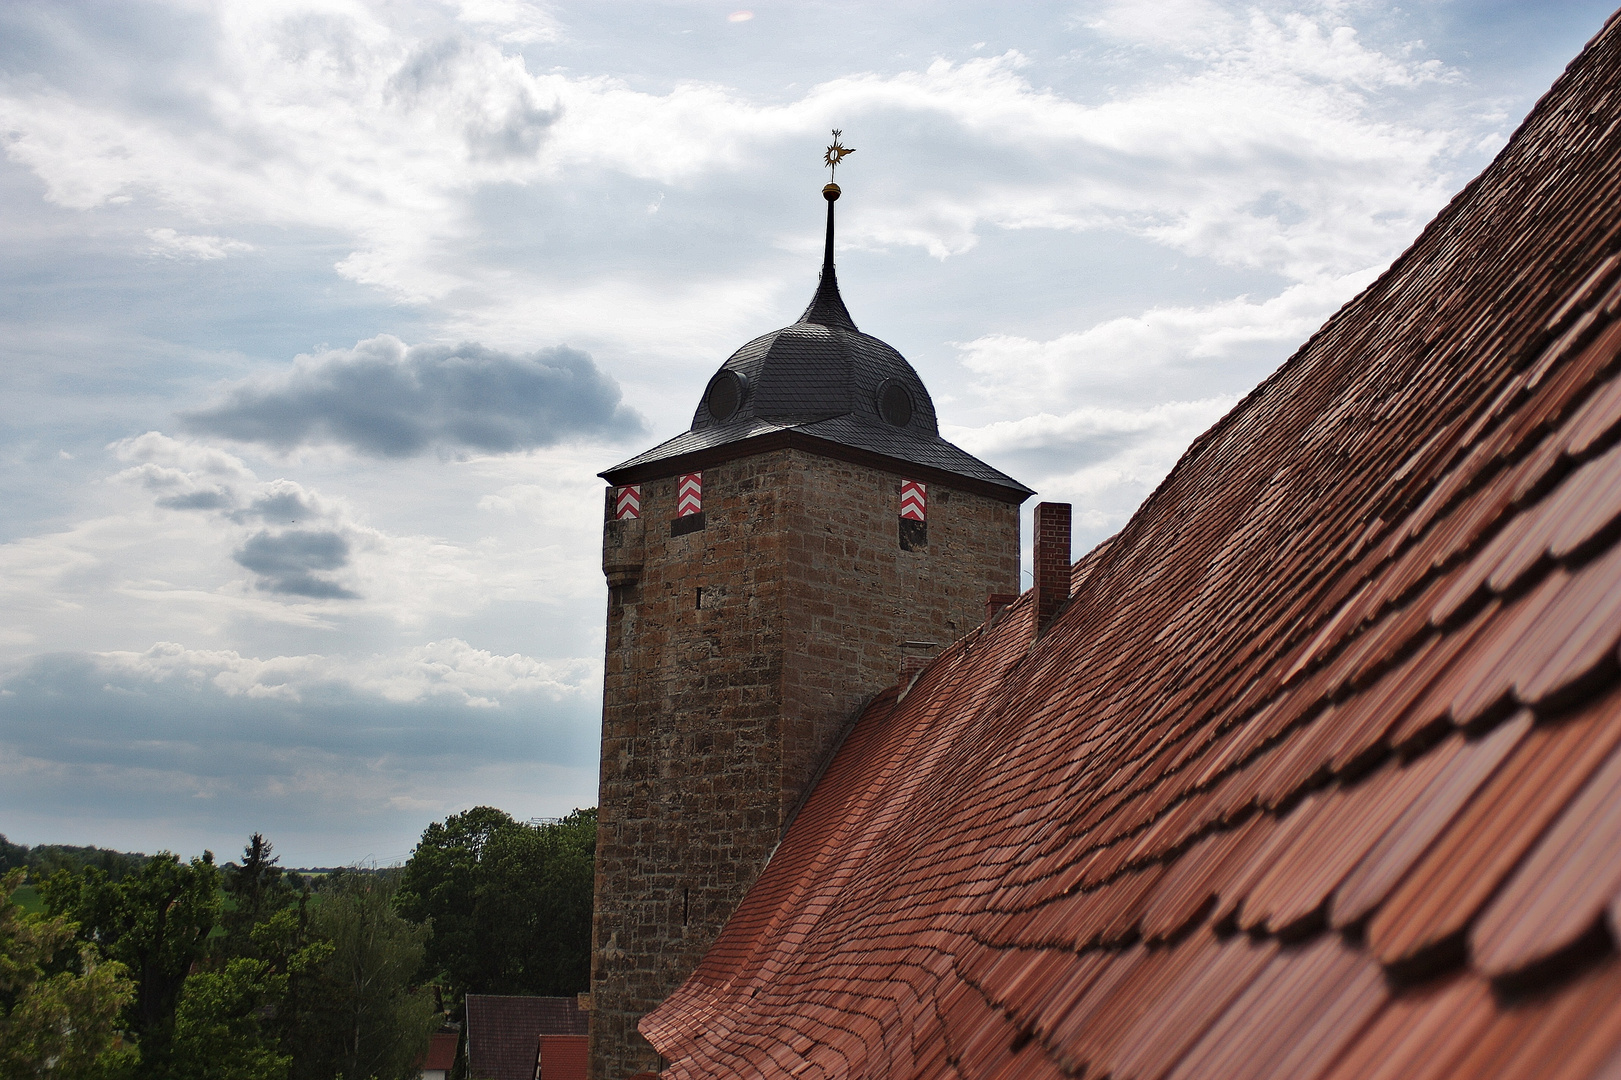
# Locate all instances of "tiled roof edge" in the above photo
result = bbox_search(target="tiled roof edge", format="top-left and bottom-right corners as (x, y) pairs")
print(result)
(774, 686), (895, 847)
(599, 427), (1035, 502)
(1123, 15), (1621, 570)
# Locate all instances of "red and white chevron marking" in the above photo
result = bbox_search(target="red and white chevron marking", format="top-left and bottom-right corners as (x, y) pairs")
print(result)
(614, 485), (641, 520)
(677, 473), (703, 516)
(900, 480), (927, 520)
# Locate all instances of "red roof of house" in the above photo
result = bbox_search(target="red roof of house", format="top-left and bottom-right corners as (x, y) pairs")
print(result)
(643, 9), (1621, 1080)
(535, 1034), (587, 1080)
(421, 1031), (458, 1072)
(465, 995), (587, 1080)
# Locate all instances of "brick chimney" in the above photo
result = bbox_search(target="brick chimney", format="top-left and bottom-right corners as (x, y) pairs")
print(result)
(1034, 502), (1072, 632)
(897, 655), (932, 696)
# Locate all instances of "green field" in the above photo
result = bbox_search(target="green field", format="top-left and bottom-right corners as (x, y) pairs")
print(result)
(12, 883), (44, 914)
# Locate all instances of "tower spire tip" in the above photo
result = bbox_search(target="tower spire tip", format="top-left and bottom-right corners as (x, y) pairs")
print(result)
(801, 129), (857, 330)
(823, 129), (855, 184)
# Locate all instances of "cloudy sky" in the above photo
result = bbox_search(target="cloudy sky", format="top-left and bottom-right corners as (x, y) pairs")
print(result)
(1, 0), (1614, 866)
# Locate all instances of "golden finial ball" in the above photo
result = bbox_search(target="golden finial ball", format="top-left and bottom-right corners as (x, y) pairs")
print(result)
(823, 182), (841, 201)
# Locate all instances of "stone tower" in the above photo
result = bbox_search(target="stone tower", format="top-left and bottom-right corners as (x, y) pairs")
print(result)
(588, 182), (1031, 1080)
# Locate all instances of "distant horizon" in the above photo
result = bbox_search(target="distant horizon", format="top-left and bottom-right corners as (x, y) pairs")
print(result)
(2, 804), (598, 869)
(3, 0), (1619, 865)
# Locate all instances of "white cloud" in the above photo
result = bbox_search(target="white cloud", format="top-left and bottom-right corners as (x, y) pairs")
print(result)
(939, 271), (1379, 541)
(146, 228), (254, 260)
(947, 271), (1373, 426)
(453, 0), (560, 44)
(1087, 2), (1448, 88)
(104, 431), (532, 617)
(0, 425), (614, 672)
(99, 637), (598, 707)
(0, 0), (1469, 322)
(953, 396), (1240, 543)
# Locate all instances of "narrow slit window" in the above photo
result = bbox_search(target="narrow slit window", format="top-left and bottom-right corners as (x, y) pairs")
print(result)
(695, 587), (704, 610)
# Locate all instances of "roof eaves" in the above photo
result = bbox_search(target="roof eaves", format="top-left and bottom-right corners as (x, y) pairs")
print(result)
(600, 427), (1033, 502)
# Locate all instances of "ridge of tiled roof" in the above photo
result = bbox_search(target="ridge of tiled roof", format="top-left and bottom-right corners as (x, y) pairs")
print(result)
(641, 8), (1621, 1080)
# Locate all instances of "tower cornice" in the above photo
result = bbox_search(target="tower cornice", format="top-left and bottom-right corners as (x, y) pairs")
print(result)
(600, 427), (1033, 504)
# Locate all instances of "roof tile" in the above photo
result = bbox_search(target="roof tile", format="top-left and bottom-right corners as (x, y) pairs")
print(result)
(1471, 723), (1621, 977)
(1370, 680), (1621, 968)
(1329, 715), (1530, 929)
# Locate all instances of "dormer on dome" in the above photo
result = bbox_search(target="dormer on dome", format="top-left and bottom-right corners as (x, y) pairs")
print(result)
(601, 183), (1031, 502)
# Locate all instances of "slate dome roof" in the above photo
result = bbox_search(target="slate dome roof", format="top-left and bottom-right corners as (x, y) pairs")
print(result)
(601, 191), (1031, 501)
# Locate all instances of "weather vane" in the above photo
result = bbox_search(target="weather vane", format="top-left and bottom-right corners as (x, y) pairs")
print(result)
(823, 129), (855, 182)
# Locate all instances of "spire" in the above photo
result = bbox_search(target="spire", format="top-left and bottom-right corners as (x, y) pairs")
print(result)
(799, 184), (857, 330)
(800, 130), (858, 331)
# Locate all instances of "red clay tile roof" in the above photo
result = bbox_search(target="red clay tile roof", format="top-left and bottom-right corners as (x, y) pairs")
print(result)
(465, 995), (588, 1080)
(536, 1034), (588, 1080)
(421, 1030), (459, 1072)
(641, 9), (1621, 1079)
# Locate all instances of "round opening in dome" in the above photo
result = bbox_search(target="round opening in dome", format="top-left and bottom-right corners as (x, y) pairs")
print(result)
(706, 370), (746, 422)
(876, 379), (914, 427)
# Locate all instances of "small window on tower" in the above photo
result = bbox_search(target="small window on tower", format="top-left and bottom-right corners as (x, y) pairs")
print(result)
(876, 379), (914, 427)
(695, 587), (704, 610)
(705, 370), (746, 423)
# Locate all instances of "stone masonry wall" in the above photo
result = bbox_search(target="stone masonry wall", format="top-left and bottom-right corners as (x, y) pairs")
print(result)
(776, 450), (1021, 822)
(589, 448), (1021, 1080)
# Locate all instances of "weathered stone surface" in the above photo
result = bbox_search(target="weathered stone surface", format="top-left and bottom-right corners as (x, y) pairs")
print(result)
(589, 447), (1019, 1079)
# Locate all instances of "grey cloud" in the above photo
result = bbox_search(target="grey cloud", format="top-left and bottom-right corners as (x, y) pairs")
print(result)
(233, 529), (359, 599)
(0, 651), (594, 769)
(156, 489), (234, 511)
(184, 337), (643, 457)
(388, 38), (560, 161)
(987, 430), (1149, 476)
(237, 489), (321, 524)
(0, 652), (597, 864)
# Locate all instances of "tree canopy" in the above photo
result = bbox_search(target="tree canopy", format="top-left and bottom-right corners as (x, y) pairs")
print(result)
(0, 835), (148, 883)
(0, 868), (137, 1078)
(299, 872), (437, 1080)
(36, 837), (435, 1080)
(395, 807), (596, 1008)
(11, 807), (596, 1077)
(42, 850), (221, 1075)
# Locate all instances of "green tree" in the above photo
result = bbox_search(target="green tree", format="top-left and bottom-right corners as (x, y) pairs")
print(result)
(0, 835), (26, 874)
(220, 835), (301, 959)
(0, 838), (148, 884)
(41, 852), (220, 1077)
(169, 958), (290, 1080)
(476, 809), (596, 994)
(0, 868), (137, 1078)
(393, 805), (509, 1005)
(395, 807), (596, 1009)
(296, 872), (435, 1080)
